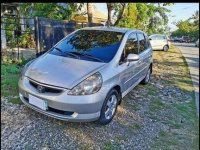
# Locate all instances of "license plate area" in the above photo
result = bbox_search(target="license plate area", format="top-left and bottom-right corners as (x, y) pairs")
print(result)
(29, 94), (47, 110)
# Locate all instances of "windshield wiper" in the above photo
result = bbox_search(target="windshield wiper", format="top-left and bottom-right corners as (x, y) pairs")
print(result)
(54, 47), (63, 52)
(80, 53), (105, 63)
(54, 48), (80, 59)
(69, 51), (104, 62)
(63, 52), (80, 59)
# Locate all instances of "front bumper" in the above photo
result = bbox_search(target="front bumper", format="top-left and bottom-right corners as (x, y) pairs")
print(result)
(18, 76), (108, 122)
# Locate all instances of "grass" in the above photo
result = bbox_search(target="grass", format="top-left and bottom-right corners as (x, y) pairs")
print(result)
(129, 123), (141, 133)
(1, 63), (21, 103)
(145, 84), (158, 96)
(8, 97), (23, 104)
(150, 130), (180, 150)
(149, 44), (199, 149)
(149, 98), (165, 113)
(103, 142), (119, 150)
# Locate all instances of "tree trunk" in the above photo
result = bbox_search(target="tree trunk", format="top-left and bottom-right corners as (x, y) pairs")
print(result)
(114, 3), (126, 26)
(107, 3), (112, 26)
(87, 3), (93, 27)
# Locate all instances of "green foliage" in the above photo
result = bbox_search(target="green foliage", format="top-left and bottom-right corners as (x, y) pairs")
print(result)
(117, 3), (138, 28)
(116, 3), (171, 34)
(18, 28), (35, 48)
(4, 18), (17, 44)
(20, 3), (83, 20)
(1, 64), (20, 97)
(1, 64), (20, 75)
(172, 11), (199, 41)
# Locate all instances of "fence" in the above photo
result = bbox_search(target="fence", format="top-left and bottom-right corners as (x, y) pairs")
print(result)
(1, 15), (104, 60)
(35, 17), (76, 56)
(1, 15), (35, 60)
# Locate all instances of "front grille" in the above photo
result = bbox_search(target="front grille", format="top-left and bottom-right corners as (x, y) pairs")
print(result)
(29, 80), (62, 93)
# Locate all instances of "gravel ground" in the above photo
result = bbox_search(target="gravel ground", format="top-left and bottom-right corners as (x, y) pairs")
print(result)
(1, 46), (198, 150)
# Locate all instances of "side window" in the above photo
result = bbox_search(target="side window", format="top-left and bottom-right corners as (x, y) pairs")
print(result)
(124, 33), (139, 56)
(138, 33), (147, 53)
(157, 35), (165, 40)
(119, 33), (138, 64)
(150, 35), (157, 40)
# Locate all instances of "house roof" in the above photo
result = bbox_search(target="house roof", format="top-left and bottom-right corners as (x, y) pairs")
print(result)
(92, 9), (107, 21)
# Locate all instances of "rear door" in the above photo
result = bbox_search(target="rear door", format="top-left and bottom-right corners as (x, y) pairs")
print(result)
(137, 33), (152, 79)
(149, 35), (158, 49)
(156, 35), (167, 49)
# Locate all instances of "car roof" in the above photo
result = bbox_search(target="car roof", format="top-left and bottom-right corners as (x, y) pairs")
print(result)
(149, 34), (166, 37)
(80, 26), (145, 34)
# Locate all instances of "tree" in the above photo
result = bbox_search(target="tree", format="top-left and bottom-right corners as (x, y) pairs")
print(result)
(113, 3), (171, 34)
(19, 3), (82, 20)
(106, 3), (114, 26)
(87, 3), (93, 26)
(113, 3), (126, 26)
(189, 10), (199, 27)
(116, 3), (138, 28)
(172, 15), (199, 41)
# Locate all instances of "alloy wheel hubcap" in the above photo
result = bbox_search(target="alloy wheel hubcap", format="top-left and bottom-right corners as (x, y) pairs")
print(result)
(105, 94), (117, 120)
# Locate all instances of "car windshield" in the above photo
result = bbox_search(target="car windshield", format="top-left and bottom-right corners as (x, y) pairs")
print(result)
(49, 30), (124, 63)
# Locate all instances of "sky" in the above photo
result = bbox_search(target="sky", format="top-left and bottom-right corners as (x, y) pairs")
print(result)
(93, 3), (199, 32)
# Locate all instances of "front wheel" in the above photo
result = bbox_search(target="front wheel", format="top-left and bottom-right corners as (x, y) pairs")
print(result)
(97, 89), (119, 125)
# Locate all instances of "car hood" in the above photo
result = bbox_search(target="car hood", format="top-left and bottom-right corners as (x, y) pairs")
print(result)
(25, 53), (106, 89)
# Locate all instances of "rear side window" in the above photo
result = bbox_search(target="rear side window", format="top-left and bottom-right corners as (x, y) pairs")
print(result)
(138, 33), (147, 53)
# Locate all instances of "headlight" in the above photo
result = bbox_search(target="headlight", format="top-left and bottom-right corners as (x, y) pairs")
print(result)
(20, 59), (35, 78)
(68, 72), (103, 95)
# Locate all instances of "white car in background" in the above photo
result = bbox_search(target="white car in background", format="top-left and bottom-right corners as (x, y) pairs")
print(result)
(149, 34), (170, 51)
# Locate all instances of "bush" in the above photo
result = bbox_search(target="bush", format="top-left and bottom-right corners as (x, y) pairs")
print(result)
(18, 28), (35, 48)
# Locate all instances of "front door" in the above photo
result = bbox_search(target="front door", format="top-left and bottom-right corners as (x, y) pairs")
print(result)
(118, 33), (140, 93)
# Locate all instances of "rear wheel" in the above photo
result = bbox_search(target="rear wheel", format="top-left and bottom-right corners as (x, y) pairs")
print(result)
(97, 89), (119, 125)
(141, 67), (151, 84)
(163, 45), (169, 51)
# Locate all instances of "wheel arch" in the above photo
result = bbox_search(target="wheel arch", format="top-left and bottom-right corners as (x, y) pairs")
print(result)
(111, 85), (122, 105)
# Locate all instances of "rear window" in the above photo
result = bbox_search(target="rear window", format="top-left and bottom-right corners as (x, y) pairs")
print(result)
(49, 30), (124, 63)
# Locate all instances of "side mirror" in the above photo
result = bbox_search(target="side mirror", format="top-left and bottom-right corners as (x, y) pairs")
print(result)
(127, 54), (140, 62)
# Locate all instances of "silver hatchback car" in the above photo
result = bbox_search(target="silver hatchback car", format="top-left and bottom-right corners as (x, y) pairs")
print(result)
(19, 27), (153, 125)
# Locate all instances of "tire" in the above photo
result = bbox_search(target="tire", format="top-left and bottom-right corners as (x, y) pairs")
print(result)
(141, 67), (151, 84)
(163, 45), (169, 51)
(97, 89), (119, 125)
